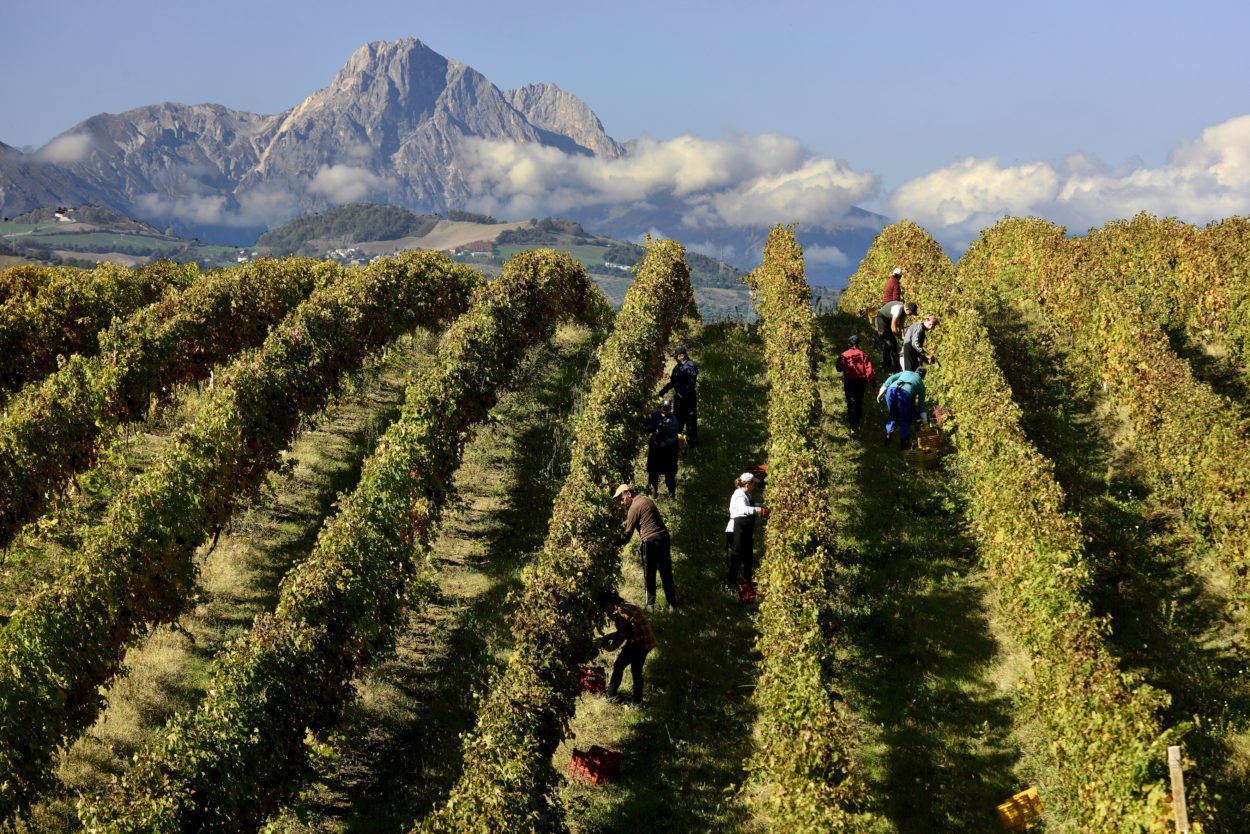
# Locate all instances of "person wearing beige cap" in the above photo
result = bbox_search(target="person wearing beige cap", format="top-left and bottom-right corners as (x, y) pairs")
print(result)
(725, 472), (766, 589)
(614, 484), (677, 608)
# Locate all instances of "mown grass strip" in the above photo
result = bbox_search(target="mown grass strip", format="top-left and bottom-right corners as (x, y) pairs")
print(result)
(0, 252), (479, 820)
(417, 238), (694, 834)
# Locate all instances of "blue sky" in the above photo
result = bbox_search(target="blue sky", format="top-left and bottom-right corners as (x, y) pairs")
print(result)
(5, 0), (1250, 246)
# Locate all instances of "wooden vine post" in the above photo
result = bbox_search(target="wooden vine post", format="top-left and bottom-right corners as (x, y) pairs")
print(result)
(1168, 745), (1189, 833)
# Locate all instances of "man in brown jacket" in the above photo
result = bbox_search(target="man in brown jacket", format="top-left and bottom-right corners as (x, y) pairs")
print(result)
(614, 483), (678, 608)
(598, 590), (657, 705)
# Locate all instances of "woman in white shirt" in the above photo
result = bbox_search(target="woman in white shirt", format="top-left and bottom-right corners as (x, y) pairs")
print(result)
(725, 472), (765, 588)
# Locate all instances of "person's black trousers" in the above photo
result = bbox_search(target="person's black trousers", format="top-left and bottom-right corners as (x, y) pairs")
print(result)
(727, 516), (756, 585)
(843, 378), (867, 427)
(641, 533), (676, 606)
(608, 644), (649, 703)
(675, 399), (698, 447)
(879, 333), (900, 374)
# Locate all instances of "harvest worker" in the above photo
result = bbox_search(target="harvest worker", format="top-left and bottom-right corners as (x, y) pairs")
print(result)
(901, 314), (939, 371)
(882, 266), (904, 303)
(658, 345), (698, 449)
(725, 472), (767, 590)
(614, 484), (677, 608)
(598, 590), (656, 706)
(834, 334), (876, 430)
(644, 399), (680, 498)
(877, 366), (928, 449)
(875, 301), (917, 375)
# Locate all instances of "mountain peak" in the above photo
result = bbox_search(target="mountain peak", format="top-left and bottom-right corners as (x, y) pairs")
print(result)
(505, 83), (623, 159)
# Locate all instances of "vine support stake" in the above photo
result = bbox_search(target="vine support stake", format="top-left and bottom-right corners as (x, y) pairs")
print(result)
(1168, 745), (1189, 833)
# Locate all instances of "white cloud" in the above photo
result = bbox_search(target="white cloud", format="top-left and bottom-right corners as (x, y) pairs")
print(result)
(37, 133), (92, 164)
(887, 114), (1250, 247)
(804, 244), (849, 268)
(308, 164), (383, 202)
(134, 192), (231, 226)
(459, 133), (879, 230)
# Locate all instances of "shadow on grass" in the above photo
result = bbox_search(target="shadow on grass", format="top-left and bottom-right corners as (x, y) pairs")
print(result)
(981, 293), (1250, 832)
(816, 312), (1021, 831)
(281, 328), (599, 833)
(563, 322), (767, 834)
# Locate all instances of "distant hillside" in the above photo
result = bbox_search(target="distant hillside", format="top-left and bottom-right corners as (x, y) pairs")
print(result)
(258, 204), (444, 255)
(0, 205), (241, 268)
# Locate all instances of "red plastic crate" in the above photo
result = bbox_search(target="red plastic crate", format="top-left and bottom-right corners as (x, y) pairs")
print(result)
(570, 745), (623, 784)
(578, 665), (606, 695)
(737, 580), (760, 603)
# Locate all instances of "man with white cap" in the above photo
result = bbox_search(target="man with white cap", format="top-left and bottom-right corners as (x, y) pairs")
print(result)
(725, 472), (767, 589)
(882, 266), (903, 304)
(614, 484), (677, 608)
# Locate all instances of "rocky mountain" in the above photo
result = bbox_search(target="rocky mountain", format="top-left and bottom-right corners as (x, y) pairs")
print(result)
(0, 39), (621, 240)
(0, 37), (882, 282)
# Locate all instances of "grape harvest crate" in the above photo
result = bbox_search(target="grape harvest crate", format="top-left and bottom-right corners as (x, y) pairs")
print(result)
(570, 745), (623, 784)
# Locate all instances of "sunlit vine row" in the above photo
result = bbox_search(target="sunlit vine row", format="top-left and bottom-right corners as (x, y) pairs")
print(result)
(0, 257), (340, 547)
(0, 260), (194, 395)
(844, 222), (1177, 832)
(747, 225), (888, 833)
(0, 252), (479, 819)
(78, 250), (610, 831)
(418, 238), (694, 834)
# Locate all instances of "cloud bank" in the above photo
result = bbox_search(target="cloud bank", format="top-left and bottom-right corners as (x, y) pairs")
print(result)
(886, 114), (1250, 248)
(459, 133), (879, 231)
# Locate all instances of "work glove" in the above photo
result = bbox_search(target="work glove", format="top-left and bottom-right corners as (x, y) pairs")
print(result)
(876, 385), (886, 403)
(920, 411), (929, 425)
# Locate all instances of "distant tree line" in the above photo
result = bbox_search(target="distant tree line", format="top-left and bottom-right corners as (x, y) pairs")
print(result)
(446, 209), (501, 224)
(257, 204), (441, 255)
(496, 217), (590, 245)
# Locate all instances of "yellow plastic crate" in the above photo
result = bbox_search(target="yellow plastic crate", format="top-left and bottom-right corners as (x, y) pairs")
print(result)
(996, 787), (1042, 831)
(903, 447), (940, 469)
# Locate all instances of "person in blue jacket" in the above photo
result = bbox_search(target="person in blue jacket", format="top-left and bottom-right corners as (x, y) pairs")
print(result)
(658, 345), (698, 448)
(643, 398), (680, 498)
(877, 367), (928, 449)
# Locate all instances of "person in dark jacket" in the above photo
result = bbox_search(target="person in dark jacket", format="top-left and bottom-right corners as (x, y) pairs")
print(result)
(598, 590), (657, 705)
(901, 314), (938, 371)
(725, 472), (766, 589)
(874, 301), (917, 375)
(658, 345), (698, 448)
(644, 399), (680, 497)
(615, 483), (677, 608)
(882, 267), (903, 303)
(834, 334), (876, 430)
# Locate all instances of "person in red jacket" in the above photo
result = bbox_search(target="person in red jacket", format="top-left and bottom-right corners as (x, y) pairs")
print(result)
(834, 334), (876, 430)
(882, 267), (903, 303)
